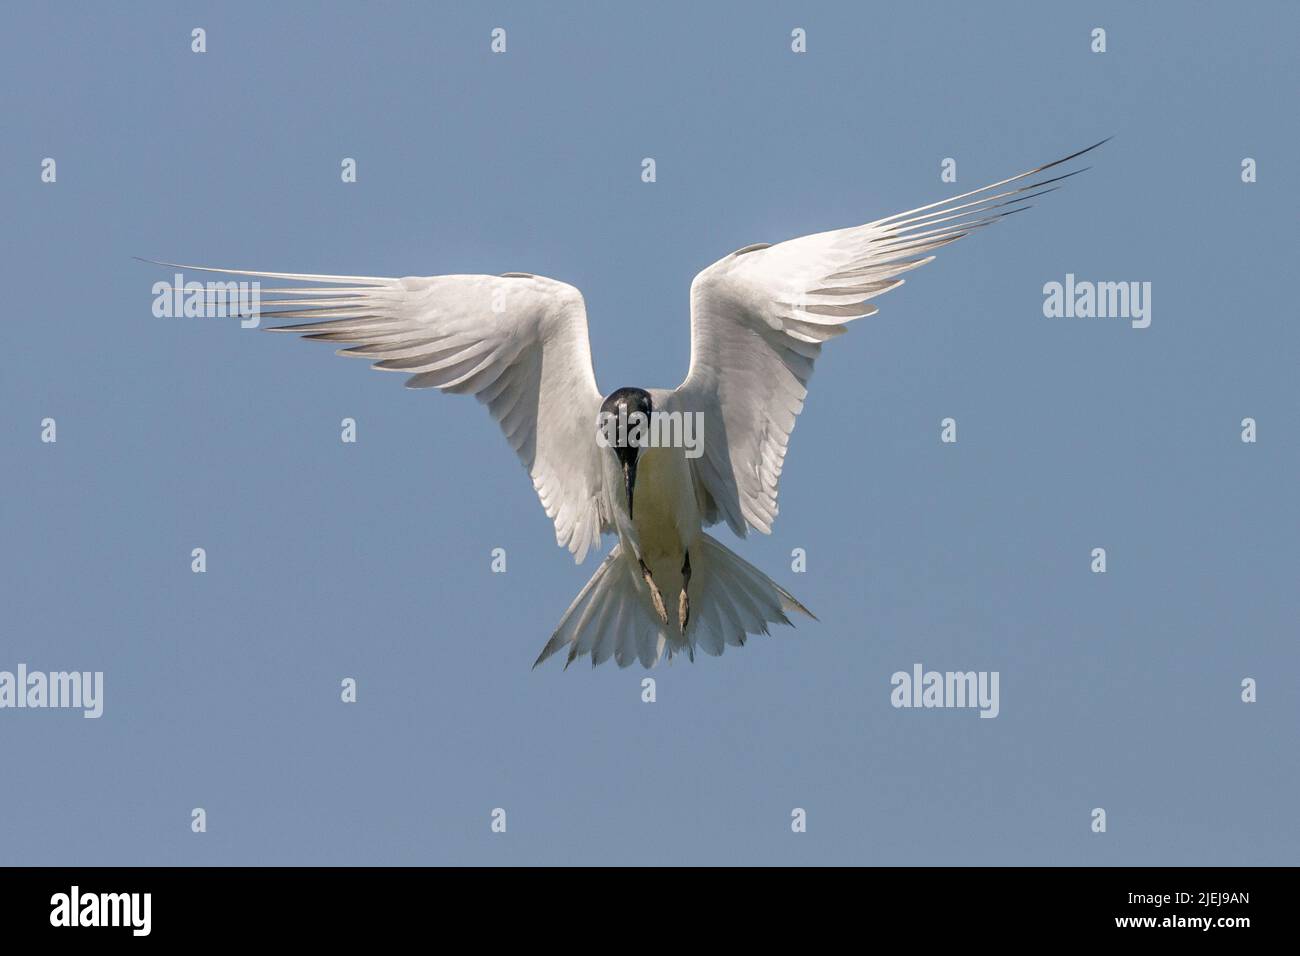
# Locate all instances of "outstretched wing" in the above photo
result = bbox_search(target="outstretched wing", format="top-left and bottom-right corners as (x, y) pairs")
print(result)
(676, 140), (1107, 536)
(151, 263), (608, 562)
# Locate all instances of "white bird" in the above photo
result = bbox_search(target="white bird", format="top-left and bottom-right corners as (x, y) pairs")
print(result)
(152, 141), (1104, 669)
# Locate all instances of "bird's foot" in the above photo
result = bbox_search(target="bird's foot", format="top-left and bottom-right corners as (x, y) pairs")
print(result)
(678, 550), (691, 633)
(640, 559), (669, 626)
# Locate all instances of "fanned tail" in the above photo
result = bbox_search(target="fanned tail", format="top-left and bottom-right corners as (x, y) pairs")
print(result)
(534, 533), (813, 670)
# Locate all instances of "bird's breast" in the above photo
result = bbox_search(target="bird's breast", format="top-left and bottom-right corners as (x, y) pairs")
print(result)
(631, 446), (698, 559)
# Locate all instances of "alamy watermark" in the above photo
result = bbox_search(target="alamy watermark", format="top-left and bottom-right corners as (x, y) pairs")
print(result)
(50, 886), (150, 936)
(0, 664), (103, 718)
(596, 406), (704, 459)
(1043, 274), (1151, 329)
(891, 663), (999, 718)
(151, 272), (262, 328)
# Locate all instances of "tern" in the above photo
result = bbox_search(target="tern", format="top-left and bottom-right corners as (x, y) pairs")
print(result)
(149, 140), (1105, 669)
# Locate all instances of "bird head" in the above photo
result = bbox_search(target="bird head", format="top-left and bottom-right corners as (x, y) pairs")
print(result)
(598, 387), (653, 519)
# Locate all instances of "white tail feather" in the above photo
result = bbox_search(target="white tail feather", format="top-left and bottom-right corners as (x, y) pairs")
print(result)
(534, 533), (813, 670)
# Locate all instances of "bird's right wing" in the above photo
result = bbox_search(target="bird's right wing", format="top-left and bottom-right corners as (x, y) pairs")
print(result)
(675, 141), (1105, 536)
(149, 264), (609, 562)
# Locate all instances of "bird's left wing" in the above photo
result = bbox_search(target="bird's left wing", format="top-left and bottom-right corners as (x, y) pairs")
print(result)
(675, 141), (1105, 537)
(150, 263), (609, 562)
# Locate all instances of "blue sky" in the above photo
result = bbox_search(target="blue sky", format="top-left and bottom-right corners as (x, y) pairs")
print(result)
(2, 1), (1296, 865)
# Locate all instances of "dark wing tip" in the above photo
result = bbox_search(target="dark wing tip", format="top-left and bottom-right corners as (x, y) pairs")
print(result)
(1039, 137), (1112, 174)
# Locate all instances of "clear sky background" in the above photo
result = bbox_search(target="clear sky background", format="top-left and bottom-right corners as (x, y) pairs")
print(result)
(3, 1), (1296, 865)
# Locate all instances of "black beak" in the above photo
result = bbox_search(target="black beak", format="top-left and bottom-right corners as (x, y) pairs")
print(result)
(601, 387), (652, 521)
(622, 455), (638, 519)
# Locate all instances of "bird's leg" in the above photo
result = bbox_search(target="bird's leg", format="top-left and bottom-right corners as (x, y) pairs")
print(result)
(678, 550), (691, 633)
(639, 558), (669, 625)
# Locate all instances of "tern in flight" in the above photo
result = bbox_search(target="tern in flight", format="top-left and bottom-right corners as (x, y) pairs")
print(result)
(151, 140), (1104, 669)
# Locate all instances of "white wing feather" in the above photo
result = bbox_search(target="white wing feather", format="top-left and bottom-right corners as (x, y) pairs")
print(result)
(152, 263), (608, 562)
(677, 141), (1106, 536)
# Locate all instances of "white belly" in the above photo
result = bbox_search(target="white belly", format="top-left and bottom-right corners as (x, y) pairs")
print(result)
(633, 447), (690, 556)
(631, 445), (700, 601)
(603, 441), (700, 561)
